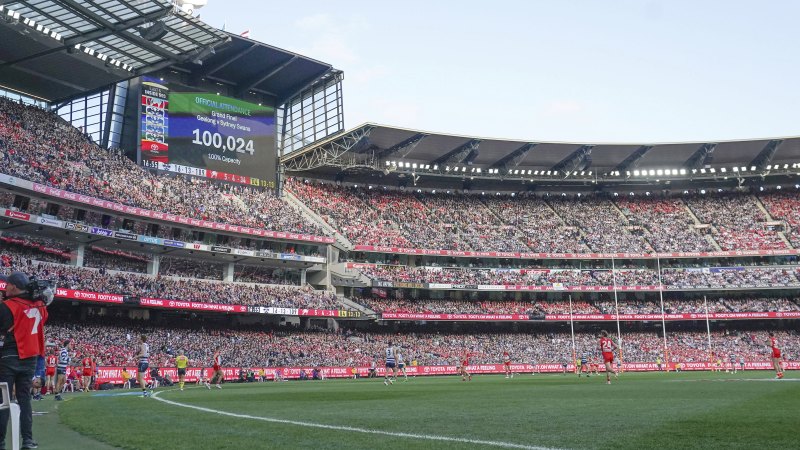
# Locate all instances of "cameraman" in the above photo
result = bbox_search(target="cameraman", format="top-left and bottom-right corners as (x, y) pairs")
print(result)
(0, 272), (51, 450)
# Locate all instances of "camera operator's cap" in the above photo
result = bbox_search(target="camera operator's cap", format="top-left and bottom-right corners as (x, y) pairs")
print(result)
(5, 272), (29, 290)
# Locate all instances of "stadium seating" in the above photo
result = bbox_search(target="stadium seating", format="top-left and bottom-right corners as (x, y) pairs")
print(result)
(0, 98), (326, 238)
(288, 179), (799, 254)
(1, 97), (797, 255)
(44, 316), (800, 368)
(354, 264), (799, 288)
(685, 194), (787, 250)
(759, 191), (800, 248)
(358, 296), (799, 316)
(1, 245), (339, 309)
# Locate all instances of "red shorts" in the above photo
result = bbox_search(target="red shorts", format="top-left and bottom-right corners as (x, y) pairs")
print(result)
(772, 348), (781, 359)
(504, 361), (511, 366)
(83, 368), (93, 377)
(213, 365), (221, 372)
(45, 368), (55, 377)
(602, 352), (614, 364)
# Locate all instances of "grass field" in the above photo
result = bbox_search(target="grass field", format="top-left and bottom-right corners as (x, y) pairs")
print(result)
(28, 371), (799, 449)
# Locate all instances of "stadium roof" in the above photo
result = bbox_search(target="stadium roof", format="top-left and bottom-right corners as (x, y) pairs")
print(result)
(0, 0), (228, 102)
(283, 123), (800, 181)
(0, 0), (336, 105)
(169, 34), (336, 105)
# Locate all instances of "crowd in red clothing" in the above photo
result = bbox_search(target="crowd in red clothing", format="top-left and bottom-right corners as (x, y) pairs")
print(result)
(760, 191), (800, 248)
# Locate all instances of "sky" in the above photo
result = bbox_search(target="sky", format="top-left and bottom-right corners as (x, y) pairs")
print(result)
(196, 0), (800, 143)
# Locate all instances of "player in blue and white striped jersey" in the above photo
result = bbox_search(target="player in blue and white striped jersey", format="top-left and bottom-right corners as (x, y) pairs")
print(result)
(136, 335), (151, 397)
(54, 340), (71, 401)
(383, 342), (397, 386)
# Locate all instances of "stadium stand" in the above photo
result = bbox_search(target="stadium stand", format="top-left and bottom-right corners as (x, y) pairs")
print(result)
(0, 98), (327, 237)
(685, 193), (788, 251)
(45, 316), (800, 368)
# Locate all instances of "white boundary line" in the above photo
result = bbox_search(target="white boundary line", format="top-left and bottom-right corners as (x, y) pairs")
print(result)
(152, 389), (558, 450)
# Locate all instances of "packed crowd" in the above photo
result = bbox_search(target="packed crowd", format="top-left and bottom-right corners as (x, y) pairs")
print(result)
(159, 256), (223, 280)
(422, 193), (530, 252)
(0, 255), (343, 309)
(0, 98), (325, 237)
(759, 191), (800, 248)
(357, 264), (799, 288)
(3, 97), (798, 256)
(234, 265), (299, 285)
(83, 247), (150, 274)
(357, 295), (799, 315)
(0, 233), (73, 265)
(686, 194), (787, 251)
(289, 180), (800, 254)
(660, 267), (800, 289)
(359, 265), (647, 286)
(482, 196), (590, 253)
(547, 197), (653, 253)
(44, 317), (799, 368)
(616, 197), (715, 252)
(356, 298), (541, 315)
(286, 180), (401, 246)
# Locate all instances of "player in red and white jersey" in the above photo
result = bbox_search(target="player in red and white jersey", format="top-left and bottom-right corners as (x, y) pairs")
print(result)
(44, 347), (57, 395)
(598, 330), (618, 385)
(81, 354), (93, 392)
(460, 350), (472, 382)
(207, 347), (224, 389)
(503, 351), (512, 378)
(766, 332), (784, 379)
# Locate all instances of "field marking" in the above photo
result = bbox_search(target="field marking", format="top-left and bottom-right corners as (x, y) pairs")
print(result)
(668, 378), (799, 382)
(151, 389), (559, 450)
(92, 391), (150, 397)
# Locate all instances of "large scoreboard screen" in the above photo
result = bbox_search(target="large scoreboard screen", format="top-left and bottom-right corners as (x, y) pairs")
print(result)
(139, 77), (276, 188)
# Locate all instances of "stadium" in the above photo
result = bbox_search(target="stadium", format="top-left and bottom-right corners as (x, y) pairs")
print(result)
(0, 1), (798, 449)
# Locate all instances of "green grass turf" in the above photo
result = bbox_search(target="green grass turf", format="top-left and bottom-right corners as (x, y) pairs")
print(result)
(48, 371), (799, 450)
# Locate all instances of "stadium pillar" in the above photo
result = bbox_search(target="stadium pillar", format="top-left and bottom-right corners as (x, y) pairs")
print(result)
(224, 263), (235, 282)
(148, 254), (160, 276)
(75, 243), (86, 267)
(300, 269), (307, 285)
